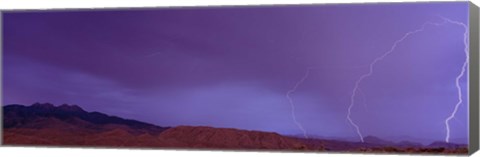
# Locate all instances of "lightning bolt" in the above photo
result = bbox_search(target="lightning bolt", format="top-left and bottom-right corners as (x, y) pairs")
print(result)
(358, 88), (368, 111)
(346, 18), (459, 143)
(441, 17), (468, 143)
(286, 67), (313, 139)
(286, 65), (370, 139)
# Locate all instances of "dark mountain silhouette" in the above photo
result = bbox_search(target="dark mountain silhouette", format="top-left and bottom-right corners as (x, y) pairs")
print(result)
(385, 135), (436, 145)
(2, 103), (318, 151)
(4, 103), (168, 135)
(363, 136), (396, 146)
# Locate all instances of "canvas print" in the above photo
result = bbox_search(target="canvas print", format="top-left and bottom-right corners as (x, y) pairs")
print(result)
(2, 1), (474, 155)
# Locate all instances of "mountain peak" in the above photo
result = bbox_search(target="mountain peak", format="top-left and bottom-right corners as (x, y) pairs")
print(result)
(363, 136), (395, 145)
(363, 135), (384, 141)
(30, 103), (85, 113)
(31, 102), (55, 109)
(58, 104), (85, 112)
(3, 103), (169, 135)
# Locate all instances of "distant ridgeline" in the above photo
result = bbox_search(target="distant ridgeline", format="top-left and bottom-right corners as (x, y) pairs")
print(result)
(3, 103), (169, 135)
(1, 103), (468, 154)
(2, 103), (313, 150)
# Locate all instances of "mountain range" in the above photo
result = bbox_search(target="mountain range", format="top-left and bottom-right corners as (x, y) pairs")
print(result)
(2, 103), (468, 154)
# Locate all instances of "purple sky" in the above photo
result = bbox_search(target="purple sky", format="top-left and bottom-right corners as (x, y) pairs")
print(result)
(3, 2), (470, 144)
